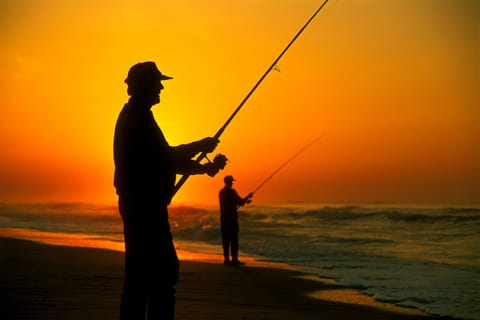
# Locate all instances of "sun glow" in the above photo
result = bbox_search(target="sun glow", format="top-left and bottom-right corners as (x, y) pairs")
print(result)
(1, 0), (478, 205)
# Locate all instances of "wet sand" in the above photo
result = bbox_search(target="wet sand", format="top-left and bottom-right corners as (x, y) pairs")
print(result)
(0, 237), (455, 320)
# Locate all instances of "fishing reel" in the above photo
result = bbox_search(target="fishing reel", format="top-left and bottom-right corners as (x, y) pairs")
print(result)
(205, 153), (228, 177)
(212, 153), (228, 169)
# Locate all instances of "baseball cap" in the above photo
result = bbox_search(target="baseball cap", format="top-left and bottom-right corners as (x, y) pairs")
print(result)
(224, 175), (235, 183)
(125, 61), (173, 85)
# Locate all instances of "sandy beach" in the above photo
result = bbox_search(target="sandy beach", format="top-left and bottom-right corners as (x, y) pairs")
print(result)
(1, 237), (457, 320)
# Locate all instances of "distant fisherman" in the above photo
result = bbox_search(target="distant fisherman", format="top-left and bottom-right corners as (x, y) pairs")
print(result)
(219, 175), (253, 265)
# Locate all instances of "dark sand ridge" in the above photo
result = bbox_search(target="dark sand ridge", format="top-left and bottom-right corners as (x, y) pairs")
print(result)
(1, 237), (458, 320)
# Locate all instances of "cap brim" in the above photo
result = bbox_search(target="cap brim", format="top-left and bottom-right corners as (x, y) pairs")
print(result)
(160, 74), (173, 80)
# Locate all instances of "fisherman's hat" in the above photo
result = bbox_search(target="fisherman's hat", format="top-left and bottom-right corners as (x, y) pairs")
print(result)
(224, 175), (235, 183)
(125, 61), (173, 85)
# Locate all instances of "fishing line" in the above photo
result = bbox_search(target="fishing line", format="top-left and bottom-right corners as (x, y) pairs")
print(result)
(251, 134), (324, 195)
(173, 0), (331, 197)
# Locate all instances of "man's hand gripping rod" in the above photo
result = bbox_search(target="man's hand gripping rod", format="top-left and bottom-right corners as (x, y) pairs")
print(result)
(172, 0), (330, 197)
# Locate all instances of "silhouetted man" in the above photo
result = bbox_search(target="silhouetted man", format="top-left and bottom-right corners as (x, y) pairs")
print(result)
(219, 175), (253, 265)
(114, 61), (223, 320)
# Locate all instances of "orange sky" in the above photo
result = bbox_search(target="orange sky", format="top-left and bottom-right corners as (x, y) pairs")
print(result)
(1, 0), (478, 206)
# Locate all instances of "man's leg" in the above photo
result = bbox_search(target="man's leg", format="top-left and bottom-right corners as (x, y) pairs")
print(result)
(119, 197), (149, 320)
(145, 207), (179, 320)
(120, 243), (148, 319)
(221, 225), (231, 264)
(147, 286), (176, 320)
(231, 231), (239, 263)
(120, 282), (147, 320)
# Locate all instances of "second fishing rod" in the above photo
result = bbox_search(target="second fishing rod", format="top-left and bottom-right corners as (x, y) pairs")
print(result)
(172, 0), (331, 197)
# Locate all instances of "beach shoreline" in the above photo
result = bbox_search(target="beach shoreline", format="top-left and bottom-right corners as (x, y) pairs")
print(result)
(1, 236), (460, 320)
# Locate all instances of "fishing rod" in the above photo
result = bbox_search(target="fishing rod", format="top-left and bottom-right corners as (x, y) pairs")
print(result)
(251, 135), (323, 195)
(172, 0), (330, 197)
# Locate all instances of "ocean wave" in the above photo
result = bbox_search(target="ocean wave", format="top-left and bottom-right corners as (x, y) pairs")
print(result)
(279, 206), (480, 225)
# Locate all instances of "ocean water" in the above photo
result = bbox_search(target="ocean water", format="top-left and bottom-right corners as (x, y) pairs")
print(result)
(0, 202), (478, 319)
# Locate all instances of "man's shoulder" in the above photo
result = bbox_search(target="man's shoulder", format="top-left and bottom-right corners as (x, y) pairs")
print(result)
(219, 187), (229, 196)
(219, 187), (237, 197)
(116, 103), (133, 121)
(116, 103), (153, 126)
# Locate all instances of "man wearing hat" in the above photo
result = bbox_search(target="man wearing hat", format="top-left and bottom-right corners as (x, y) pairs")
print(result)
(114, 61), (223, 320)
(219, 175), (253, 265)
